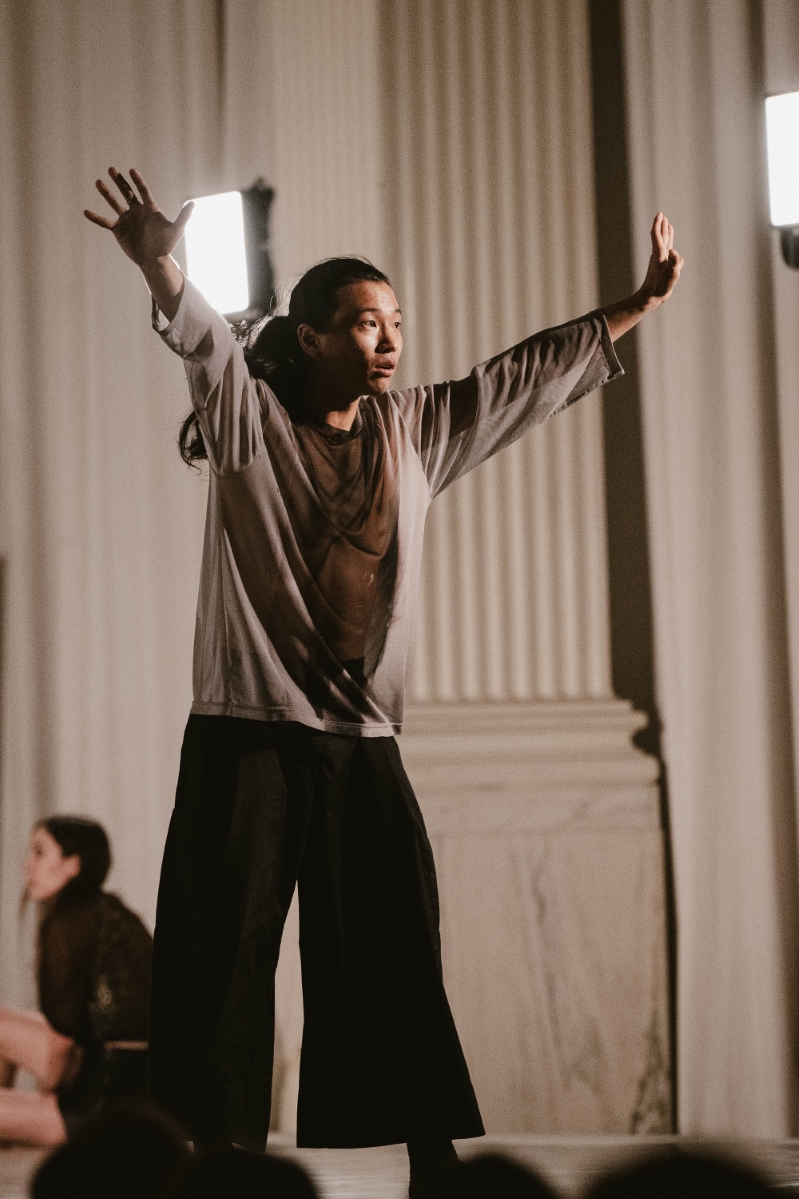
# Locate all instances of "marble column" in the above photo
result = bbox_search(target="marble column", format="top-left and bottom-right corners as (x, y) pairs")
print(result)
(270, 0), (670, 1135)
(381, 0), (668, 1133)
(383, 0), (615, 708)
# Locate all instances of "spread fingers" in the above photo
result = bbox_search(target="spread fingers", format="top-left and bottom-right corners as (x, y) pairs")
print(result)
(129, 168), (155, 206)
(95, 178), (126, 215)
(84, 209), (116, 229)
(108, 167), (139, 206)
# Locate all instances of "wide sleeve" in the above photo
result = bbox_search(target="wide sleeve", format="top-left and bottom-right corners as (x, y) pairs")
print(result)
(393, 310), (623, 496)
(153, 277), (266, 474)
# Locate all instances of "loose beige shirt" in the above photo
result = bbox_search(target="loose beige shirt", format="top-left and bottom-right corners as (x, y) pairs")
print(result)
(155, 280), (622, 736)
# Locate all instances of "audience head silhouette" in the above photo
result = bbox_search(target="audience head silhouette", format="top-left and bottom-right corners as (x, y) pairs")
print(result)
(175, 1146), (319, 1199)
(30, 1100), (190, 1199)
(584, 1150), (773, 1199)
(418, 1153), (559, 1198)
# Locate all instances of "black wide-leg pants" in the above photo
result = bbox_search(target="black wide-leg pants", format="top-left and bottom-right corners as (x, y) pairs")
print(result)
(149, 715), (484, 1151)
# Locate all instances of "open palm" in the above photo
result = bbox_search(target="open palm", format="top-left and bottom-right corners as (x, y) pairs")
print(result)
(640, 212), (684, 306)
(84, 168), (194, 266)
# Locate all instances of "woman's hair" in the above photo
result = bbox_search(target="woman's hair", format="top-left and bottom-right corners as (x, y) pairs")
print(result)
(38, 815), (111, 899)
(178, 256), (392, 465)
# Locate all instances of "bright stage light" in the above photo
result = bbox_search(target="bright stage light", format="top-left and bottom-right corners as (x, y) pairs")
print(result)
(184, 190), (250, 315)
(766, 91), (799, 228)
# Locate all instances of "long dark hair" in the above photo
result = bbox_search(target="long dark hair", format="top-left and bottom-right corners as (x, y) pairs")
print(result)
(178, 256), (392, 465)
(38, 815), (111, 902)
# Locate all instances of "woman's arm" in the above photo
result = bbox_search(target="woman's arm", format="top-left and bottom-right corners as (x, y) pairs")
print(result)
(84, 167), (192, 320)
(37, 910), (94, 1044)
(602, 212), (684, 342)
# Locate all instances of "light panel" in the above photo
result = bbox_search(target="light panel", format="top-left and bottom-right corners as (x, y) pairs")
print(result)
(766, 91), (799, 227)
(184, 190), (250, 314)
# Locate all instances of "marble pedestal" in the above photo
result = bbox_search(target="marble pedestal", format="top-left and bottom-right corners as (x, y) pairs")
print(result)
(271, 699), (670, 1135)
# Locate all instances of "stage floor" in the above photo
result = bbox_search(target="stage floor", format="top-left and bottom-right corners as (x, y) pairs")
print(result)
(3, 1134), (799, 1197)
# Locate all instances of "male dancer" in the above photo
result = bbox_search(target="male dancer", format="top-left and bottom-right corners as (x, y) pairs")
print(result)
(85, 167), (682, 1192)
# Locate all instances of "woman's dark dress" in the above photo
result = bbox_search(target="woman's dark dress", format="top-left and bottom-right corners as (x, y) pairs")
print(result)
(38, 891), (153, 1123)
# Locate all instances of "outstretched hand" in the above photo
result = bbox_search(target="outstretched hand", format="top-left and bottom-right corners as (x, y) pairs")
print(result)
(602, 212), (684, 342)
(84, 168), (194, 267)
(638, 212), (683, 308)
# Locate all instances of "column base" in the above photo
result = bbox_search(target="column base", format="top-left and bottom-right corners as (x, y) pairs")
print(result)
(399, 698), (671, 1135)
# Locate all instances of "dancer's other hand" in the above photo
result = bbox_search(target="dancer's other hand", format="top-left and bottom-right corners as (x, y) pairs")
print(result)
(84, 168), (189, 320)
(602, 212), (684, 342)
(637, 212), (684, 310)
(84, 168), (194, 266)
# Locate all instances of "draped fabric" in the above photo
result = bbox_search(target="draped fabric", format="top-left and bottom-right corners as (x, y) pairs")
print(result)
(0, 0), (217, 1000)
(624, 0), (799, 1135)
(0, 0), (384, 1003)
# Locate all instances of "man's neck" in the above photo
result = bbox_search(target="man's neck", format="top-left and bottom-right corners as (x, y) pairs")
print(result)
(305, 383), (362, 432)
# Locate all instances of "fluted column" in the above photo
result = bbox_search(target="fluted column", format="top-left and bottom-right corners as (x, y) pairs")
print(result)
(372, 0), (669, 1135)
(382, 0), (612, 704)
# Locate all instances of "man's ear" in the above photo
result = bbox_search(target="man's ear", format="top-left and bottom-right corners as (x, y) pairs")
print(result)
(297, 323), (321, 359)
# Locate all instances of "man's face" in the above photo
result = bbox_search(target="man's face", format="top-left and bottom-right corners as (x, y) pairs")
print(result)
(299, 280), (403, 405)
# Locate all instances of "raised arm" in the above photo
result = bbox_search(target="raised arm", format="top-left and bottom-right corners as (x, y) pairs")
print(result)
(84, 167), (192, 320)
(85, 168), (266, 474)
(396, 211), (683, 495)
(601, 212), (684, 342)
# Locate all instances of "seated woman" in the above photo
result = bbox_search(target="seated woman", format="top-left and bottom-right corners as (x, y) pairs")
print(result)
(0, 816), (152, 1144)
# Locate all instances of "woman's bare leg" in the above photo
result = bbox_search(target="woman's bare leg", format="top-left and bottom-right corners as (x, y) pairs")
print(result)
(0, 1088), (65, 1146)
(0, 1008), (80, 1091)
